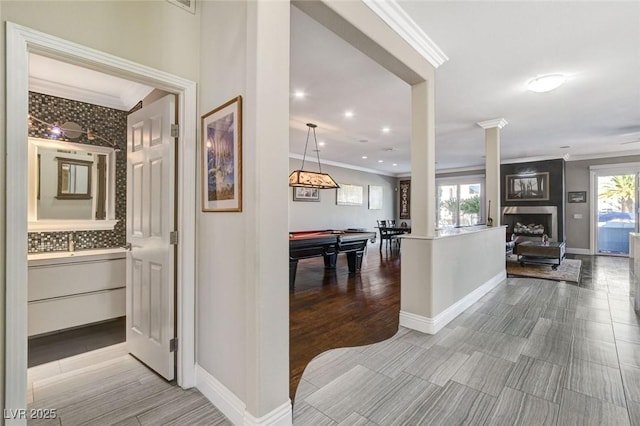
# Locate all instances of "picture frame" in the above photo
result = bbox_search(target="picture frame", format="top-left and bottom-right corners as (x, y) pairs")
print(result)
(336, 184), (363, 206)
(201, 96), (242, 212)
(368, 185), (383, 210)
(568, 191), (587, 203)
(293, 187), (320, 202)
(399, 180), (411, 219)
(505, 172), (549, 201)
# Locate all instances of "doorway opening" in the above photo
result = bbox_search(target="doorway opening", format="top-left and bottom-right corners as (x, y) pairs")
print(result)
(6, 22), (197, 413)
(592, 165), (640, 256)
(27, 62), (177, 402)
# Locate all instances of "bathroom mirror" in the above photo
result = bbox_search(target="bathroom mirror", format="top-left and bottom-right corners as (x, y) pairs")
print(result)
(56, 158), (92, 199)
(28, 137), (118, 231)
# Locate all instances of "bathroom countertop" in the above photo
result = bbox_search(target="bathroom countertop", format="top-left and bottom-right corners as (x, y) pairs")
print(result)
(28, 247), (127, 266)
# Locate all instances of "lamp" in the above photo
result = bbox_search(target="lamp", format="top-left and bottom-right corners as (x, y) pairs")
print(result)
(289, 123), (339, 189)
(29, 114), (121, 152)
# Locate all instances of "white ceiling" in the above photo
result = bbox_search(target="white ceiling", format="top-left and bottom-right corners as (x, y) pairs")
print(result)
(291, 1), (640, 174)
(29, 2), (640, 175)
(29, 54), (154, 111)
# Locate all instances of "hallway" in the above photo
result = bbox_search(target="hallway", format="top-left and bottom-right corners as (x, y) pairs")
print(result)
(293, 255), (640, 424)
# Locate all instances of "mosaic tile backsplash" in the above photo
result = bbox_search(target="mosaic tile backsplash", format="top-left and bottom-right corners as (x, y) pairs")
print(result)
(28, 92), (127, 253)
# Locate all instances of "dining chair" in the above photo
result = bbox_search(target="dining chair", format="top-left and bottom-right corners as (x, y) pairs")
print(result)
(377, 220), (400, 252)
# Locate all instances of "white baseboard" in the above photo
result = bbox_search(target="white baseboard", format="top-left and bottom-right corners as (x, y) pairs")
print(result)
(566, 247), (591, 255)
(196, 364), (245, 425)
(400, 270), (506, 334)
(196, 364), (293, 426)
(244, 401), (292, 426)
(399, 310), (437, 334)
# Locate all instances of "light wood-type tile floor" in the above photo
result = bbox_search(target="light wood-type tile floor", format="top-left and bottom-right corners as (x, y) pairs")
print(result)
(294, 255), (640, 425)
(27, 343), (231, 425)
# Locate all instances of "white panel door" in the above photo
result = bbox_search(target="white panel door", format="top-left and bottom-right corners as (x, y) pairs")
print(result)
(126, 94), (176, 380)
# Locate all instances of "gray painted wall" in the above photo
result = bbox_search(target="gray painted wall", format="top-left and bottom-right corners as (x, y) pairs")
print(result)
(289, 158), (397, 231)
(565, 154), (640, 250)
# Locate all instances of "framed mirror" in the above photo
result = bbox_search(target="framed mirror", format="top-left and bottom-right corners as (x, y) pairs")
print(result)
(56, 157), (92, 199)
(28, 137), (118, 231)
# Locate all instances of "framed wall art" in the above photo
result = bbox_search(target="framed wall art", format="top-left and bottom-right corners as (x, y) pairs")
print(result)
(368, 185), (383, 210)
(505, 172), (549, 201)
(336, 184), (363, 206)
(568, 191), (587, 203)
(201, 96), (242, 212)
(293, 187), (320, 202)
(399, 180), (411, 219)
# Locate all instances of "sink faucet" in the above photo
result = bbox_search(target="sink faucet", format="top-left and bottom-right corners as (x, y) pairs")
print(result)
(68, 232), (75, 252)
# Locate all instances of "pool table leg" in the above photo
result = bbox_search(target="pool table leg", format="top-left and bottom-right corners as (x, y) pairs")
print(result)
(289, 259), (298, 290)
(323, 253), (338, 269)
(346, 249), (365, 273)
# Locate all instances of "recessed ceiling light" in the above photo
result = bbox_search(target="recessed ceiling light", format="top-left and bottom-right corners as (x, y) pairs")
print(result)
(378, 160), (384, 163)
(318, 141), (326, 147)
(527, 74), (566, 93)
(293, 91), (305, 99)
(560, 145), (571, 149)
(344, 111), (354, 118)
(362, 156), (368, 159)
(392, 163), (398, 166)
(382, 127), (391, 133)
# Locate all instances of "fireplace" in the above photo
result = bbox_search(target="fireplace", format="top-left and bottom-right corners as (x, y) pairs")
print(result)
(502, 206), (558, 241)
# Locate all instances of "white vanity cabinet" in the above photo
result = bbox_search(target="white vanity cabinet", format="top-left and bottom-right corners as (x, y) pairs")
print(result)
(28, 248), (126, 336)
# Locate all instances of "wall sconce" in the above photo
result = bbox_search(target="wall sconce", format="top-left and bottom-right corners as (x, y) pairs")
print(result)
(29, 114), (121, 152)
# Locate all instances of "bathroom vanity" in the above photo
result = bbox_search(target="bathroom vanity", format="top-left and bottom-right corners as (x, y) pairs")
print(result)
(27, 248), (126, 336)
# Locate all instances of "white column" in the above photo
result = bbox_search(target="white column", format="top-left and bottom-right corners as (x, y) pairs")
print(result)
(411, 79), (436, 236)
(244, 0), (291, 422)
(477, 118), (507, 227)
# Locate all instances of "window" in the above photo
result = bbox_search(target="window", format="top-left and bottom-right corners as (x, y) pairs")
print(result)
(436, 176), (485, 228)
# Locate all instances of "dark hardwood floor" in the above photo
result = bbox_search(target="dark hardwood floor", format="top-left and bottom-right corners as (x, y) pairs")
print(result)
(289, 243), (401, 398)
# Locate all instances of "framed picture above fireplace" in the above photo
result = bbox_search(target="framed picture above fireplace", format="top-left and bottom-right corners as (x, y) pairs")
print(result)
(506, 172), (549, 201)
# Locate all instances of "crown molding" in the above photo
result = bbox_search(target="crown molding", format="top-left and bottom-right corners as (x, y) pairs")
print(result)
(29, 76), (152, 111)
(501, 153), (568, 164)
(362, 0), (448, 68)
(120, 81), (155, 110)
(29, 76), (128, 110)
(566, 149), (640, 163)
(436, 165), (486, 175)
(477, 118), (508, 129)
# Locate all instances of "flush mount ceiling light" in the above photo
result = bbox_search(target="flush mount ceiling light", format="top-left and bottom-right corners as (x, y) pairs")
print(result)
(289, 123), (339, 189)
(527, 74), (567, 93)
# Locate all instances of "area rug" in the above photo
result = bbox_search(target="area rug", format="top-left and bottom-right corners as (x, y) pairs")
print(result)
(506, 256), (582, 283)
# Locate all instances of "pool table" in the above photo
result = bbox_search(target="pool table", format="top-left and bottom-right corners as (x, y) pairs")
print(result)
(289, 229), (377, 289)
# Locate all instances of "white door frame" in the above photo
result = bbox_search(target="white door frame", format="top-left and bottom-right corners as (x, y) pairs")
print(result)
(5, 22), (197, 416)
(589, 162), (640, 255)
